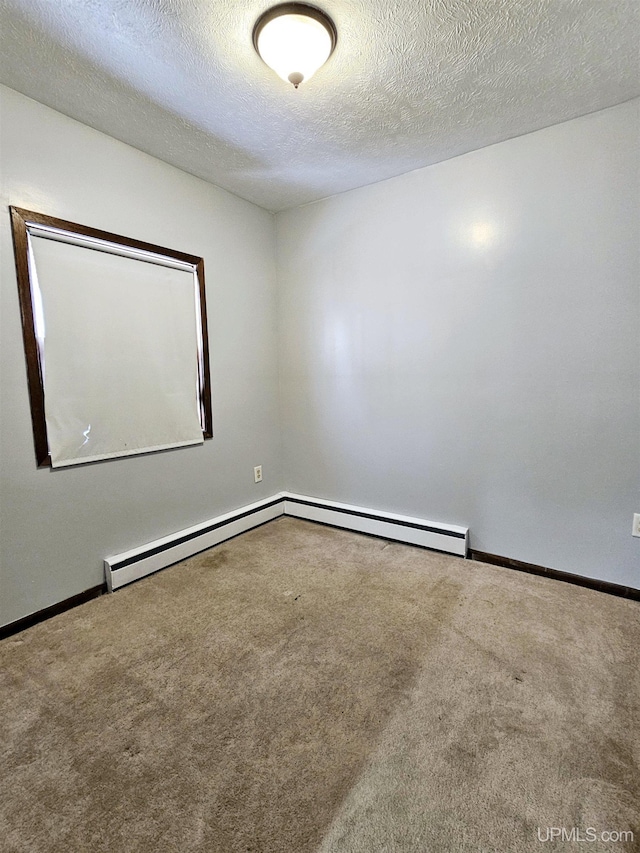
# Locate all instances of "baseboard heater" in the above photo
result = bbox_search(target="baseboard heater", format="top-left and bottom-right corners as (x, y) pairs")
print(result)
(104, 492), (468, 591)
(282, 494), (468, 556)
(105, 496), (284, 591)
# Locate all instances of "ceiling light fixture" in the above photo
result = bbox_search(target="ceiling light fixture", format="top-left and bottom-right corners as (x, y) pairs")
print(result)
(253, 3), (337, 89)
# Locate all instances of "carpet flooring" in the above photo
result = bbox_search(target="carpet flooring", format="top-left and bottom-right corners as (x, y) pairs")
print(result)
(0, 517), (638, 852)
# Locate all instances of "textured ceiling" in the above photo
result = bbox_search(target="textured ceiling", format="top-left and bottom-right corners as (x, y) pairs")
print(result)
(1, 0), (638, 211)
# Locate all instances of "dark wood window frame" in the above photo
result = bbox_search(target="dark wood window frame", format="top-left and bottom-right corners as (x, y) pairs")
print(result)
(9, 206), (213, 468)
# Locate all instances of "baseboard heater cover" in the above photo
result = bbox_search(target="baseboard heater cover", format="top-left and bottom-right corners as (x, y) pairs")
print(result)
(283, 493), (468, 557)
(105, 495), (285, 591)
(104, 492), (468, 591)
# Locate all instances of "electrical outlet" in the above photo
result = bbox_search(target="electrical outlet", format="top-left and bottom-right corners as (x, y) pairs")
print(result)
(254, 465), (262, 483)
(633, 513), (640, 538)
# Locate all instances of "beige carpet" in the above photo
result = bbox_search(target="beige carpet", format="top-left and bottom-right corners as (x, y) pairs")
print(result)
(1, 517), (638, 853)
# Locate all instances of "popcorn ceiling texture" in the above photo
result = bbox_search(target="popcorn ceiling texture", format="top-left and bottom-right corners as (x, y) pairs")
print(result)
(0, 0), (638, 211)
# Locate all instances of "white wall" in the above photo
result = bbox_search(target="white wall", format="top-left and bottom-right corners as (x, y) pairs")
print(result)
(0, 85), (282, 627)
(277, 100), (640, 588)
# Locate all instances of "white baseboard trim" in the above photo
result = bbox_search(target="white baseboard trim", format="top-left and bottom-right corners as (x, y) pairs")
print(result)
(105, 495), (285, 591)
(282, 492), (468, 557)
(105, 491), (468, 591)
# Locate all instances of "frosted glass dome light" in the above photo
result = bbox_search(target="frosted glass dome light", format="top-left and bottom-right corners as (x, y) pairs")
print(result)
(253, 3), (337, 89)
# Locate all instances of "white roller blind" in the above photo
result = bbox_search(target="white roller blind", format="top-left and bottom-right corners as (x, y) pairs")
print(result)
(29, 234), (204, 467)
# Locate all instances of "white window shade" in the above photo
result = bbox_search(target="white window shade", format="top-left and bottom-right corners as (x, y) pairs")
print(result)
(29, 234), (205, 467)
